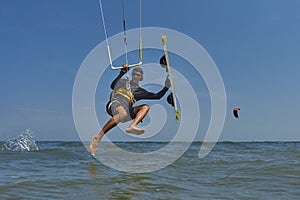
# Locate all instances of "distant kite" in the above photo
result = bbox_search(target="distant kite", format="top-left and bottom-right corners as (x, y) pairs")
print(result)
(233, 107), (240, 118)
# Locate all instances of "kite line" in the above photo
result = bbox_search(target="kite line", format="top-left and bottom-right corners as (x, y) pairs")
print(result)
(98, 0), (143, 70)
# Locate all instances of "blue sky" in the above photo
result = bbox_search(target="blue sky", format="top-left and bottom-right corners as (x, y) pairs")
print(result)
(1, 0), (300, 141)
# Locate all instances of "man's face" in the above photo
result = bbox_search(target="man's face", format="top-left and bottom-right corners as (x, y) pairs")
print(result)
(132, 71), (143, 83)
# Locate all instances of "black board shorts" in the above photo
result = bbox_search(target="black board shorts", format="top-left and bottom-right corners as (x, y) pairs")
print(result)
(106, 100), (136, 120)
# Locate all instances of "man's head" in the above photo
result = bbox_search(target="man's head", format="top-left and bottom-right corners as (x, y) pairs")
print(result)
(132, 67), (143, 82)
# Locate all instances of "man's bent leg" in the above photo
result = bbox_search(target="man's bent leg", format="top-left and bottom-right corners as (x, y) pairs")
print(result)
(126, 104), (150, 135)
(89, 106), (128, 155)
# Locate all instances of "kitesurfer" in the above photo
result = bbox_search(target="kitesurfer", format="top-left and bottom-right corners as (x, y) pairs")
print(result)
(233, 107), (240, 118)
(89, 64), (171, 156)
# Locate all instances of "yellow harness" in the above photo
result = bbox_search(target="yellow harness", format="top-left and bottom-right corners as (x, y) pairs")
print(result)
(113, 88), (136, 106)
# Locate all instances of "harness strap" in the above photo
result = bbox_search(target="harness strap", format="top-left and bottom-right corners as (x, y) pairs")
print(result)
(114, 88), (136, 106)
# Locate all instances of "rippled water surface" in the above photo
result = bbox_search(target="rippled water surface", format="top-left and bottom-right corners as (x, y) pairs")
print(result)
(1, 139), (300, 199)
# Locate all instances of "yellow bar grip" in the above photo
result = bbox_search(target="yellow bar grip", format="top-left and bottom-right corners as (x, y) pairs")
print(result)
(175, 109), (180, 122)
(161, 35), (167, 46)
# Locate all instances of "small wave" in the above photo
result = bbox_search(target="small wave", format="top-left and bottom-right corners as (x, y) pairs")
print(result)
(2, 129), (39, 151)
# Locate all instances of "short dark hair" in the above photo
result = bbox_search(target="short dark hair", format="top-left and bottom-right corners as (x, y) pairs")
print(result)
(132, 67), (143, 74)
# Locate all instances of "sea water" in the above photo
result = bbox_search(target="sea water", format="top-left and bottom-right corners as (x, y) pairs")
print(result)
(0, 132), (300, 199)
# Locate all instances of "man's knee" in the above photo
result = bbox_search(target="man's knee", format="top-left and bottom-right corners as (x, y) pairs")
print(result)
(141, 104), (150, 112)
(116, 111), (128, 123)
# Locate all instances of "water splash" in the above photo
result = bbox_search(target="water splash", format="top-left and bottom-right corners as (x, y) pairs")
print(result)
(3, 129), (39, 151)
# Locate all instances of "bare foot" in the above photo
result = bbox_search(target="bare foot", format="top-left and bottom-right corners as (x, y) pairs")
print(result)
(89, 137), (100, 156)
(126, 126), (145, 135)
